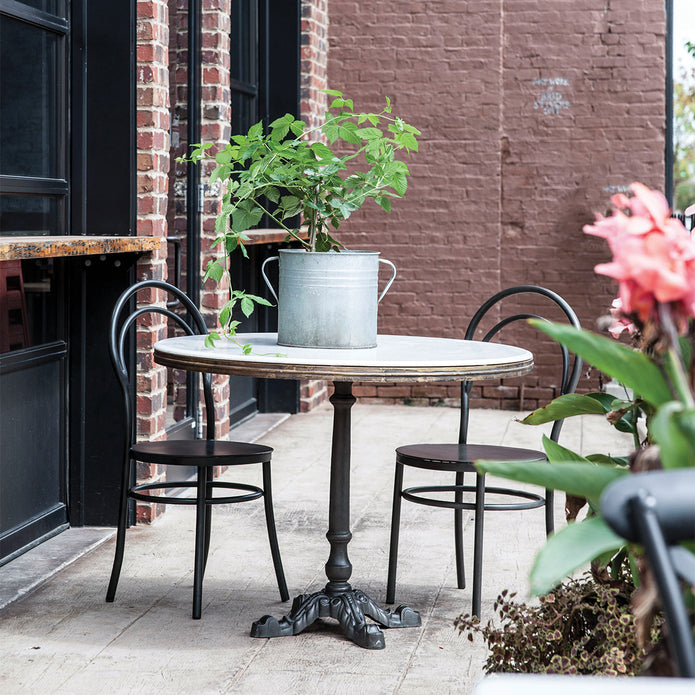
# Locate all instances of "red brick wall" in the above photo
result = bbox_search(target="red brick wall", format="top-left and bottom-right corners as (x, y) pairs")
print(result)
(199, 0), (233, 436)
(135, 0), (171, 522)
(300, 0), (329, 132)
(327, 0), (666, 407)
(298, 0), (330, 411)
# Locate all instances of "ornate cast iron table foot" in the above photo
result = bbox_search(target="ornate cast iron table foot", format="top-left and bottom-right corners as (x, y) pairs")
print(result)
(250, 586), (421, 650)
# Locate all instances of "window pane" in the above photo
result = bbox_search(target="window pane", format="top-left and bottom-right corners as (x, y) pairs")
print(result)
(0, 195), (61, 236)
(0, 259), (59, 354)
(12, 0), (65, 15)
(0, 16), (62, 178)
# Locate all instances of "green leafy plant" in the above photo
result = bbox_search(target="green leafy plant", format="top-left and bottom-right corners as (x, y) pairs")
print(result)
(465, 183), (695, 674)
(180, 91), (419, 345)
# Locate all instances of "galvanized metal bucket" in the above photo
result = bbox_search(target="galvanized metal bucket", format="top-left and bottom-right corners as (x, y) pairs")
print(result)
(261, 249), (396, 348)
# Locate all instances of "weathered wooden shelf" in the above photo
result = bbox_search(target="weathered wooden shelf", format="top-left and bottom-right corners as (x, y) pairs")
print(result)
(243, 228), (307, 245)
(0, 236), (164, 261)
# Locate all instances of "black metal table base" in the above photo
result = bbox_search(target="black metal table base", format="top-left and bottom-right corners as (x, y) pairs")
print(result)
(251, 382), (421, 649)
(251, 586), (421, 650)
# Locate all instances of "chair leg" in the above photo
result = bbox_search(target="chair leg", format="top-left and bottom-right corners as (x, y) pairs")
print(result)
(106, 455), (132, 603)
(545, 488), (554, 536)
(203, 465), (213, 572)
(386, 462), (405, 604)
(192, 465), (207, 619)
(262, 461), (289, 602)
(454, 470), (466, 589)
(471, 472), (485, 618)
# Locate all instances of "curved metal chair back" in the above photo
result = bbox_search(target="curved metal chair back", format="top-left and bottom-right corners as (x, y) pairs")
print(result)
(460, 285), (582, 444)
(110, 279), (214, 444)
(602, 469), (695, 677)
(387, 285), (583, 618)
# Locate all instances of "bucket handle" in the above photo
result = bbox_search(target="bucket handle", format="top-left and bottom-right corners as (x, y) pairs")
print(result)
(261, 254), (396, 303)
(378, 258), (397, 303)
(261, 256), (279, 303)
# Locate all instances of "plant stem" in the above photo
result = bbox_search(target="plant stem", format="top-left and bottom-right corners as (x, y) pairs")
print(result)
(658, 303), (695, 407)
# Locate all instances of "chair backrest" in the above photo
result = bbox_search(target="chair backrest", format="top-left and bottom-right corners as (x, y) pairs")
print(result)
(460, 285), (582, 444)
(109, 280), (214, 447)
(601, 469), (695, 678)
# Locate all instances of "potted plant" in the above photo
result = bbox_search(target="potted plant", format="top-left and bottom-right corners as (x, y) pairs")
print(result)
(183, 90), (420, 348)
(459, 183), (694, 676)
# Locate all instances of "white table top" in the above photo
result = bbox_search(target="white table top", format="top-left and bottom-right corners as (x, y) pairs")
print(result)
(154, 333), (533, 383)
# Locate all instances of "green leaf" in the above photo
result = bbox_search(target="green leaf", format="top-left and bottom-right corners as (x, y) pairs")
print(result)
(357, 127), (384, 140)
(219, 304), (231, 327)
(476, 456), (629, 507)
(240, 296), (254, 318)
(530, 517), (625, 594)
(310, 142), (336, 161)
(541, 435), (591, 464)
(244, 293), (273, 307)
(375, 196), (392, 213)
(247, 121), (264, 139)
(649, 401), (695, 468)
(204, 332), (220, 348)
(231, 203), (263, 233)
(522, 393), (608, 425)
(390, 172), (408, 196)
(586, 453), (631, 467)
(337, 122), (361, 144)
(289, 119), (306, 137)
(323, 120), (341, 143)
(203, 259), (225, 284)
(530, 321), (672, 408)
(264, 186), (280, 203)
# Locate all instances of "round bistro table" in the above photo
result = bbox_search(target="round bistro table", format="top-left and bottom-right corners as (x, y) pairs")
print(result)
(154, 333), (533, 649)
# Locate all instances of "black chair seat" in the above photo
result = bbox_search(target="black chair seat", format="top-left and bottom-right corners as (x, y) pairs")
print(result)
(387, 286), (582, 619)
(396, 443), (546, 469)
(132, 439), (273, 466)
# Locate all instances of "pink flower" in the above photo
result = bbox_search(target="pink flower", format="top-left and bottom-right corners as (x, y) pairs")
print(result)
(584, 182), (695, 329)
(607, 298), (636, 338)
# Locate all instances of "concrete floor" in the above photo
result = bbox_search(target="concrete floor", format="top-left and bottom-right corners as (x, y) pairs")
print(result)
(0, 404), (634, 694)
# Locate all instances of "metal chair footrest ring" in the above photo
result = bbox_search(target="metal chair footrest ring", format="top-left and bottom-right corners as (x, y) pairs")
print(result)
(129, 480), (264, 505)
(401, 484), (545, 511)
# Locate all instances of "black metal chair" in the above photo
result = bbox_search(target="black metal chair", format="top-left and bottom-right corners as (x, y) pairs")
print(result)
(386, 286), (582, 617)
(601, 469), (695, 678)
(107, 279), (288, 619)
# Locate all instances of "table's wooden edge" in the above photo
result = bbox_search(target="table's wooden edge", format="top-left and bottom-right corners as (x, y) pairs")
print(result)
(154, 349), (534, 382)
(0, 236), (164, 261)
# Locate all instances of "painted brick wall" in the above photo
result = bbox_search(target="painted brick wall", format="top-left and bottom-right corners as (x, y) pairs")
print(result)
(327, 0), (666, 408)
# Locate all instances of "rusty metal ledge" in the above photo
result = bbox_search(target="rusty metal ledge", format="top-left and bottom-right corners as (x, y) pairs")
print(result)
(0, 236), (164, 261)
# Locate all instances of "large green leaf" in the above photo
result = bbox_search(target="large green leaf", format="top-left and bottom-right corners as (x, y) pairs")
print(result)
(522, 393), (608, 425)
(530, 321), (672, 407)
(476, 457), (629, 507)
(530, 517), (625, 594)
(541, 435), (589, 464)
(649, 401), (695, 468)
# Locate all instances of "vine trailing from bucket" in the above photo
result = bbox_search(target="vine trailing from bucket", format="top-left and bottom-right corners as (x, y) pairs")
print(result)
(179, 90), (420, 346)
